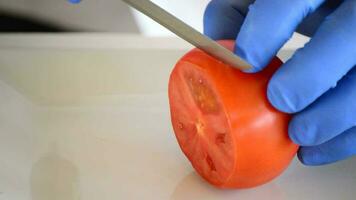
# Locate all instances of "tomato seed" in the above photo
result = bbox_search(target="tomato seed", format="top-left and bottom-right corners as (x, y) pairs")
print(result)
(178, 122), (184, 129)
(216, 133), (226, 144)
(206, 155), (216, 171)
(196, 120), (204, 135)
(186, 75), (219, 114)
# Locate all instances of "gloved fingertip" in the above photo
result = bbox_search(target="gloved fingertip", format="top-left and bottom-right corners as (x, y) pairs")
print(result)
(297, 150), (314, 166)
(234, 44), (263, 73)
(289, 117), (314, 146)
(267, 78), (297, 113)
(297, 147), (328, 166)
(68, 0), (81, 4)
(289, 113), (326, 146)
(297, 150), (308, 165)
(288, 122), (303, 145)
(297, 148), (320, 166)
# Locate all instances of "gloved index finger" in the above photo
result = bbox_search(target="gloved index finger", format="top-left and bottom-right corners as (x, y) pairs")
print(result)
(236, 0), (324, 72)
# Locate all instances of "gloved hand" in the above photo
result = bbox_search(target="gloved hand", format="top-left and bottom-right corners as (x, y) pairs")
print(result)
(204, 0), (356, 166)
(68, 0), (81, 4)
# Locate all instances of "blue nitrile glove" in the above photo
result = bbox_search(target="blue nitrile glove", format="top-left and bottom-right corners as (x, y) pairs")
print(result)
(68, 0), (81, 4)
(204, 0), (356, 166)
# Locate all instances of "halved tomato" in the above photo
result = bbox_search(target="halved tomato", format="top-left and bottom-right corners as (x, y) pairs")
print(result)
(168, 40), (298, 188)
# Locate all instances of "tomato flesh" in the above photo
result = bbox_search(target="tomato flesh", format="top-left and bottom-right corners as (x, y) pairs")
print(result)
(170, 61), (234, 185)
(168, 40), (298, 188)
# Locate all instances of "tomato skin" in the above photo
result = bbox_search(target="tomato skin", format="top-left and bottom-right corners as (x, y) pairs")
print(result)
(169, 40), (298, 188)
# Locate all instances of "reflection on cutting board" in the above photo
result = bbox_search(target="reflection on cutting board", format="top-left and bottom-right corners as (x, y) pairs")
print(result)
(31, 144), (80, 200)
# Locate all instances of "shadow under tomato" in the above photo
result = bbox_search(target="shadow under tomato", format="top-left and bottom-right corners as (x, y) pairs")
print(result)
(170, 172), (286, 200)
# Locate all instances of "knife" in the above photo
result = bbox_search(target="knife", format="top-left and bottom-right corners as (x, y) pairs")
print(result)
(121, 0), (252, 71)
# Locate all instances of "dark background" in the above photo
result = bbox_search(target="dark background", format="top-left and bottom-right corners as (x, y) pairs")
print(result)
(0, 0), (140, 33)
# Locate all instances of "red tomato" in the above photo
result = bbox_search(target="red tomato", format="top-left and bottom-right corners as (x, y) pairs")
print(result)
(168, 40), (298, 188)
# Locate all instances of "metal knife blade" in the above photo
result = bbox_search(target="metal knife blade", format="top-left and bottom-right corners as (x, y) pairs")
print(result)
(121, 0), (252, 71)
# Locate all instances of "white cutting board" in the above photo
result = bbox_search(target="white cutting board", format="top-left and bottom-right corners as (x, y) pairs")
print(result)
(0, 34), (354, 200)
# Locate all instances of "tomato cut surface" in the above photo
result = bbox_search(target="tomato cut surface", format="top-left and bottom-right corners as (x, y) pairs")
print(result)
(168, 40), (298, 188)
(170, 61), (234, 185)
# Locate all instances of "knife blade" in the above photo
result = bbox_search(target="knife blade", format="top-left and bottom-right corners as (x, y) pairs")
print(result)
(121, 0), (252, 71)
